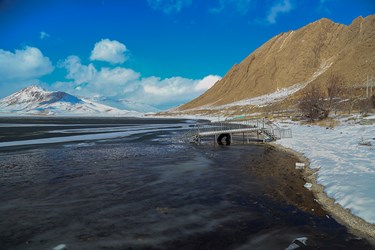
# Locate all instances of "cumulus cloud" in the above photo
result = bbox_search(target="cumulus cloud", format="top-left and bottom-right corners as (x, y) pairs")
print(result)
(140, 75), (221, 108)
(90, 39), (128, 64)
(59, 54), (220, 109)
(39, 31), (50, 40)
(0, 46), (54, 82)
(210, 0), (253, 14)
(93, 67), (140, 86)
(62, 55), (97, 84)
(266, 0), (294, 24)
(147, 0), (192, 14)
(61, 55), (140, 97)
(194, 75), (221, 91)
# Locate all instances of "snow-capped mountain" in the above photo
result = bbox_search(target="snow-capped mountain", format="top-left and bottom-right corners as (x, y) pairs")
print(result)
(0, 86), (142, 116)
(90, 96), (160, 113)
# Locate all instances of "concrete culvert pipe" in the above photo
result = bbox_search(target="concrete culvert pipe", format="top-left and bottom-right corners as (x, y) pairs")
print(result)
(217, 133), (231, 145)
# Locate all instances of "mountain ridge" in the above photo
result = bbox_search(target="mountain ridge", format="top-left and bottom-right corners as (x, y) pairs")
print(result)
(0, 86), (141, 116)
(179, 14), (375, 111)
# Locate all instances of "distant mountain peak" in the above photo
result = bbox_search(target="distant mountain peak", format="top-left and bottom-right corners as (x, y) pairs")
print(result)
(22, 85), (45, 92)
(17, 85), (48, 98)
(0, 86), (142, 116)
(89, 96), (160, 113)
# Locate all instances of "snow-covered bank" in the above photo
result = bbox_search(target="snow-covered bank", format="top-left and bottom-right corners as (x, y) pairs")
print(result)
(275, 122), (375, 225)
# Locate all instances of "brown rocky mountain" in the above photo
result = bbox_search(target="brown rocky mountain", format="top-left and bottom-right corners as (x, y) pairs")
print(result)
(179, 14), (375, 112)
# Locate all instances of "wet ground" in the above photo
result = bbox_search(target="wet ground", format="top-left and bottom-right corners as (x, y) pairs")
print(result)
(0, 117), (373, 249)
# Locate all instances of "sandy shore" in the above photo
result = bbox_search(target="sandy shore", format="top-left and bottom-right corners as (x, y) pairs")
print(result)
(272, 143), (375, 243)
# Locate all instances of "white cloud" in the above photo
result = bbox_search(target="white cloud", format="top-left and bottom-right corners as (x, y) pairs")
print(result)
(147, 0), (192, 14)
(61, 55), (140, 97)
(194, 75), (221, 91)
(266, 0), (294, 24)
(90, 39), (128, 64)
(210, 0), (253, 14)
(62, 55), (97, 84)
(93, 67), (140, 86)
(143, 77), (194, 96)
(0, 46), (54, 82)
(138, 74), (221, 107)
(39, 31), (50, 40)
(59, 54), (221, 109)
(0, 42), (220, 110)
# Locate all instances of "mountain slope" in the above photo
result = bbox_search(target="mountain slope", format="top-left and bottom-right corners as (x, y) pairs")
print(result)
(180, 15), (375, 111)
(90, 96), (160, 113)
(0, 86), (141, 116)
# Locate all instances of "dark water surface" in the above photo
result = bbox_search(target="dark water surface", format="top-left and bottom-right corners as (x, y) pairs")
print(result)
(0, 117), (373, 249)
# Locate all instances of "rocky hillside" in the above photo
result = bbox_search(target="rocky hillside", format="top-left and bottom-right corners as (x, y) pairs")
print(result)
(180, 15), (375, 111)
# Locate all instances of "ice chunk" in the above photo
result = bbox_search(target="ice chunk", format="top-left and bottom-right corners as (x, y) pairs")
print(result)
(295, 162), (305, 169)
(53, 244), (67, 250)
(304, 183), (312, 190)
(285, 237), (308, 250)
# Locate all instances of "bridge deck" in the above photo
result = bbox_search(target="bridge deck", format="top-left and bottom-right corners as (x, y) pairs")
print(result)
(198, 127), (259, 136)
(188, 119), (292, 144)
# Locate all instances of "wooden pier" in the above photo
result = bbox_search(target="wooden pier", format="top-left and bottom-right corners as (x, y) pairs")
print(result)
(189, 119), (292, 145)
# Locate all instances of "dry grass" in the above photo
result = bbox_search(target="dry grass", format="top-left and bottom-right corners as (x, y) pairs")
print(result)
(311, 117), (341, 128)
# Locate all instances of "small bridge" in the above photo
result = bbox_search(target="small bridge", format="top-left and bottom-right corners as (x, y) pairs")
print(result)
(188, 119), (292, 145)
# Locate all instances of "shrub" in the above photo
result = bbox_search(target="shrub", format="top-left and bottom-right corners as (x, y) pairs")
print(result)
(298, 85), (328, 121)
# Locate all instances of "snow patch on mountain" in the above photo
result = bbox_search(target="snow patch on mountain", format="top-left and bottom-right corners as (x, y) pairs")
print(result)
(189, 60), (334, 111)
(223, 82), (306, 108)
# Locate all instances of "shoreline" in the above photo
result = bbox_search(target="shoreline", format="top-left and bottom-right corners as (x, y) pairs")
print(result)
(272, 143), (375, 243)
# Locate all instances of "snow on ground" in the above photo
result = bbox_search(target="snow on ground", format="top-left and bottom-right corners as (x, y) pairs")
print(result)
(223, 82), (306, 108)
(363, 114), (375, 120)
(189, 82), (307, 111)
(275, 121), (375, 224)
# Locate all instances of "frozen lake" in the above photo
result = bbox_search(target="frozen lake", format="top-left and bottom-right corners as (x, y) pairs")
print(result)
(0, 117), (372, 249)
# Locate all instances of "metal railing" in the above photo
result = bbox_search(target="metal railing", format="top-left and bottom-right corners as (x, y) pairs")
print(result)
(183, 118), (292, 144)
(195, 120), (259, 136)
(189, 118), (292, 141)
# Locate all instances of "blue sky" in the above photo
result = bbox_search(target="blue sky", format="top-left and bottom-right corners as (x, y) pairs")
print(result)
(0, 0), (374, 110)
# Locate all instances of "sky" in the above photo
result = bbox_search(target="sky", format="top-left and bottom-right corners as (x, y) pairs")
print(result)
(0, 0), (374, 110)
